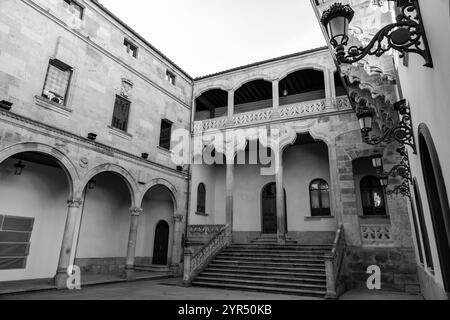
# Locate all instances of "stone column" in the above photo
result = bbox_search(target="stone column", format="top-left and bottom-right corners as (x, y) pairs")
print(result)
(330, 70), (336, 99)
(226, 162), (234, 232)
(170, 214), (185, 275)
(227, 91), (234, 119)
(54, 198), (83, 289)
(124, 207), (143, 281)
(275, 149), (287, 244)
(272, 80), (279, 109)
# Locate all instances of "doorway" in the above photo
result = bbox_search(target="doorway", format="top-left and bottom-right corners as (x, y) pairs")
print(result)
(261, 183), (287, 234)
(152, 220), (170, 265)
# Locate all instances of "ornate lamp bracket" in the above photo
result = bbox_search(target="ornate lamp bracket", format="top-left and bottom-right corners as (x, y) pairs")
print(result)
(336, 0), (433, 68)
(377, 146), (412, 198)
(362, 99), (417, 154)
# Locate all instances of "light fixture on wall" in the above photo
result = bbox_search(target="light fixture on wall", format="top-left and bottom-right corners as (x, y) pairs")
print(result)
(88, 179), (96, 190)
(141, 153), (149, 160)
(0, 100), (13, 111)
(356, 99), (417, 154)
(87, 133), (97, 141)
(370, 147), (412, 197)
(282, 88), (289, 96)
(320, 1), (433, 68)
(14, 161), (25, 176)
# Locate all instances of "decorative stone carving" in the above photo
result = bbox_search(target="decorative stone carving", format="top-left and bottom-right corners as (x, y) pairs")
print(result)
(79, 157), (89, 168)
(119, 78), (133, 99)
(361, 224), (392, 243)
(174, 214), (184, 223)
(67, 198), (83, 208)
(130, 207), (143, 216)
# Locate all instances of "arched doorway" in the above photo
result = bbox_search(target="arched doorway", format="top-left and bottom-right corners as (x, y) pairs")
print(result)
(0, 151), (72, 282)
(418, 124), (450, 291)
(153, 221), (170, 265)
(136, 184), (175, 267)
(261, 183), (287, 234)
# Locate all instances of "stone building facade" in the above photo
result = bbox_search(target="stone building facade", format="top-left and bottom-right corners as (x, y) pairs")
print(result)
(0, 0), (420, 296)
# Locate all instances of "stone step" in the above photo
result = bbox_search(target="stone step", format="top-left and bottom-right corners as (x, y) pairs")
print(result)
(230, 244), (333, 250)
(225, 248), (331, 255)
(198, 272), (327, 285)
(195, 276), (326, 290)
(220, 251), (326, 259)
(134, 265), (171, 273)
(191, 281), (326, 297)
(209, 261), (325, 273)
(215, 255), (325, 264)
(211, 259), (325, 269)
(204, 267), (326, 278)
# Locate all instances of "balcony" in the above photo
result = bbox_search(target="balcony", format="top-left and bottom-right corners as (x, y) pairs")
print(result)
(193, 96), (351, 134)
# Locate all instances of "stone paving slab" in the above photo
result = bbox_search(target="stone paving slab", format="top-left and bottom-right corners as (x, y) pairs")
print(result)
(339, 289), (423, 300)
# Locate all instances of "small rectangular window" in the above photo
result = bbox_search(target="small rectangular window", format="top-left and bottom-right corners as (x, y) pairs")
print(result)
(159, 119), (173, 150)
(42, 59), (73, 106)
(63, 0), (84, 20)
(124, 39), (138, 58)
(166, 70), (176, 85)
(111, 95), (131, 132)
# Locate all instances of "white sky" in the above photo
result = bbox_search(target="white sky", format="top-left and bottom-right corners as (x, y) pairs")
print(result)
(99, 0), (326, 78)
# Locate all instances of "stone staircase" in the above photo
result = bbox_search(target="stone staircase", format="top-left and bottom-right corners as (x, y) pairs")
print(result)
(191, 235), (333, 298)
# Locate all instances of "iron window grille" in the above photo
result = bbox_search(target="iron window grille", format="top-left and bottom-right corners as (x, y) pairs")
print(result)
(42, 59), (73, 106)
(111, 95), (131, 132)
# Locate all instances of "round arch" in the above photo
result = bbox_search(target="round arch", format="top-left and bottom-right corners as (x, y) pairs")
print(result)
(138, 178), (178, 213)
(194, 85), (231, 100)
(277, 65), (327, 83)
(418, 123), (450, 291)
(231, 76), (273, 93)
(0, 142), (79, 199)
(80, 163), (138, 208)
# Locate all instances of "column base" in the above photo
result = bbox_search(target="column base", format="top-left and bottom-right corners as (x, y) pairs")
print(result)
(54, 271), (68, 290)
(277, 233), (287, 245)
(170, 263), (181, 276)
(124, 266), (136, 281)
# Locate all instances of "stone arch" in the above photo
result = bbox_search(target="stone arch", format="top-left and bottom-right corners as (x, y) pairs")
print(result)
(138, 178), (178, 213)
(277, 64), (328, 82)
(194, 84), (231, 100)
(0, 142), (79, 199)
(231, 75), (273, 92)
(80, 163), (138, 208)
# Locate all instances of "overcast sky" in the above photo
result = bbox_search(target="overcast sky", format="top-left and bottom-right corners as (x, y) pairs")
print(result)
(99, 0), (326, 77)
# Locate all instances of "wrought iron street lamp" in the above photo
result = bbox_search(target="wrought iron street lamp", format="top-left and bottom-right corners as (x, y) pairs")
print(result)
(356, 99), (416, 154)
(370, 147), (412, 197)
(321, 1), (433, 68)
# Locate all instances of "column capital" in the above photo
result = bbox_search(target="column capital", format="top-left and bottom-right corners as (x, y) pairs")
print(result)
(67, 198), (83, 208)
(130, 207), (143, 216)
(174, 214), (184, 223)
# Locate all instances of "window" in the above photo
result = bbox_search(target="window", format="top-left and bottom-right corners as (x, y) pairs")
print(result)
(310, 179), (331, 217)
(360, 176), (386, 216)
(196, 183), (206, 214)
(63, 0), (84, 19)
(124, 39), (138, 58)
(413, 178), (434, 269)
(111, 95), (131, 132)
(42, 59), (73, 106)
(159, 119), (172, 150)
(166, 70), (176, 85)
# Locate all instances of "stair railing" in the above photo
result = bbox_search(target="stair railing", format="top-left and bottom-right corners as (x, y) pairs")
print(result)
(324, 223), (346, 299)
(183, 224), (231, 284)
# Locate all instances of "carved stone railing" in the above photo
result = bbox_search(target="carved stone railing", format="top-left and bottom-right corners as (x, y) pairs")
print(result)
(187, 224), (226, 240)
(324, 224), (346, 299)
(279, 98), (326, 118)
(193, 97), (352, 134)
(183, 224), (231, 284)
(361, 223), (392, 245)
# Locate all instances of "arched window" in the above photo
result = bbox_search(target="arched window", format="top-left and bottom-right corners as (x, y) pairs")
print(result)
(360, 176), (386, 216)
(196, 183), (206, 214)
(310, 179), (331, 217)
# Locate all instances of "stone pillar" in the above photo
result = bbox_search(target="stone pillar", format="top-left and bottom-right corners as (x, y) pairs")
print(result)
(54, 198), (83, 289)
(170, 214), (185, 275)
(227, 91), (234, 118)
(272, 80), (279, 109)
(124, 207), (143, 281)
(275, 149), (287, 244)
(226, 162), (234, 231)
(330, 71), (336, 99)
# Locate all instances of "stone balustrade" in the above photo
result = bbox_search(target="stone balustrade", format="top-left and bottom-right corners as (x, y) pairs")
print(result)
(193, 96), (351, 134)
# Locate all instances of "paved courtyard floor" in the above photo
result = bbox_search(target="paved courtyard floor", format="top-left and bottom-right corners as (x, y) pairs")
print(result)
(0, 278), (423, 300)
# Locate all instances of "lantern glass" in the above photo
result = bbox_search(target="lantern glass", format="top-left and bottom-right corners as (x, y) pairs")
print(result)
(380, 177), (389, 188)
(359, 116), (373, 132)
(371, 155), (384, 170)
(327, 16), (349, 46)
(14, 161), (25, 176)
